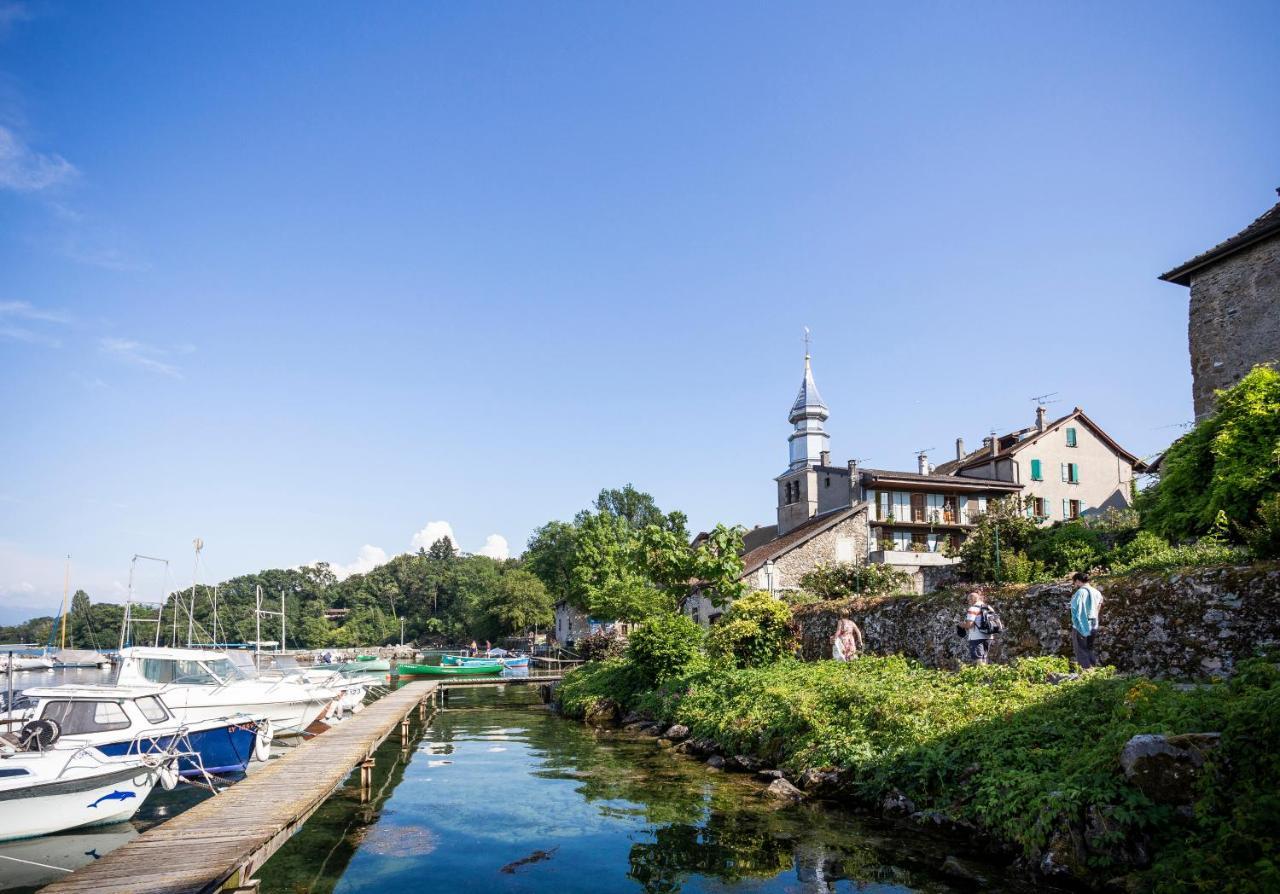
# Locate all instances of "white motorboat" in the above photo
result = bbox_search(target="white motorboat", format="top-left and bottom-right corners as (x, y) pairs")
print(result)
(229, 653), (368, 722)
(113, 647), (336, 737)
(0, 655), (54, 672)
(0, 734), (175, 841)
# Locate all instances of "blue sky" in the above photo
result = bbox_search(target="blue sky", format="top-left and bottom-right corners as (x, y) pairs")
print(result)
(1, 2), (1278, 620)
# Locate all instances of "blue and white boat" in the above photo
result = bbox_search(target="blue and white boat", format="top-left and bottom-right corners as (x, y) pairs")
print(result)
(9, 686), (270, 778)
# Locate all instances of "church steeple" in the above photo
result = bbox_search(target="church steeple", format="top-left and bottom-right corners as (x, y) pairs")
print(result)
(787, 334), (830, 470)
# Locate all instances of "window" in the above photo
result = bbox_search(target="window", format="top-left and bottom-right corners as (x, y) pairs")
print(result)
(0, 768), (30, 778)
(942, 495), (957, 524)
(892, 530), (913, 551)
(877, 491), (891, 520)
(1068, 499), (1081, 520)
(1066, 427), (1078, 447)
(1061, 462), (1080, 484)
(135, 696), (168, 724)
(1030, 459), (1043, 481)
(1030, 497), (1048, 518)
(824, 476), (830, 488)
(137, 658), (222, 685)
(926, 532), (944, 552)
(41, 700), (131, 735)
(976, 496), (988, 515)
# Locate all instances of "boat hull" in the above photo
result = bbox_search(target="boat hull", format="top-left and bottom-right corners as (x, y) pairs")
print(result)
(94, 722), (258, 777)
(0, 763), (157, 842)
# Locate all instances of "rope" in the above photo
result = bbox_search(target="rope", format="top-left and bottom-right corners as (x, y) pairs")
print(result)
(0, 854), (73, 873)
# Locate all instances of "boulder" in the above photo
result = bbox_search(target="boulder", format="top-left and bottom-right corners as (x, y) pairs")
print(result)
(1084, 804), (1151, 870)
(763, 778), (806, 802)
(881, 789), (916, 817)
(584, 698), (622, 727)
(663, 724), (690, 741)
(797, 768), (842, 798)
(939, 855), (987, 884)
(656, 738), (674, 748)
(1119, 733), (1221, 805)
(756, 768), (785, 782)
(726, 754), (765, 773)
(620, 711), (647, 726)
(705, 755), (726, 770)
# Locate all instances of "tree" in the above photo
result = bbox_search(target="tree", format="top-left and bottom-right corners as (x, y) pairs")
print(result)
(957, 496), (1045, 583)
(1141, 364), (1280, 541)
(480, 568), (553, 636)
(588, 484), (687, 535)
(525, 520), (582, 606)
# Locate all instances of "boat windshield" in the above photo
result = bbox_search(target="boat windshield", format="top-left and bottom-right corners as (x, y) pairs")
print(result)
(132, 656), (249, 686)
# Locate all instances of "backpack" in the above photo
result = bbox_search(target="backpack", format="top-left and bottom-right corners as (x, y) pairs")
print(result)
(976, 604), (1004, 636)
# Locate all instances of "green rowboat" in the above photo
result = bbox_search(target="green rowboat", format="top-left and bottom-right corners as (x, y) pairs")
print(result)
(396, 662), (503, 676)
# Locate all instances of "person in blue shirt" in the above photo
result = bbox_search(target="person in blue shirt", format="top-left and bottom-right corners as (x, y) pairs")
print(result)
(1069, 571), (1103, 669)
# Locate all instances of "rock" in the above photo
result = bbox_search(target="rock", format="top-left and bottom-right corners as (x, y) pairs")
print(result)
(726, 754), (765, 773)
(1046, 672), (1081, 685)
(638, 722), (666, 737)
(909, 810), (976, 836)
(685, 738), (719, 757)
(656, 738), (673, 748)
(663, 724), (690, 741)
(620, 711), (646, 726)
(1084, 804), (1151, 870)
(584, 698), (622, 727)
(797, 768), (842, 798)
(705, 755), (725, 770)
(940, 855), (987, 883)
(672, 740), (694, 755)
(756, 769), (785, 782)
(1037, 820), (1088, 880)
(1119, 733), (1221, 805)
(763, 778), (806, 802)
(881, 789), (916, 817)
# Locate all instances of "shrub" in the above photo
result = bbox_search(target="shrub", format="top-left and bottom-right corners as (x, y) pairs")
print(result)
(1109, 538), (1247, 576)
(625, 613), (705, 684)
(959, 496), (1044, 582)
(576, 629), (626, 662)
(798, 562), (913, 600)
(705, 590), (795, 668)
(1029, 521), (1106, 575)
(1242, 493), (1280, 560)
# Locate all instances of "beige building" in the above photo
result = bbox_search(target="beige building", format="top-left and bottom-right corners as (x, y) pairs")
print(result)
(934, 406), (1148, 523)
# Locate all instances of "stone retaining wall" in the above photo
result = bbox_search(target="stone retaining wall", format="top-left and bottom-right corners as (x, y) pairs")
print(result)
(793, 563), (1280, 678)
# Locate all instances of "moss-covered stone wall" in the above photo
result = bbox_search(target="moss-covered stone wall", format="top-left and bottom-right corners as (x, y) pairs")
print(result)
(793, 562), (1280, 678)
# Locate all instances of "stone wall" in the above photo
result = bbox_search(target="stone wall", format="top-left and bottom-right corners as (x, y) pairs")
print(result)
(766, 508), (869, 593)
(1187, 235), (1280, 420)
(793, 562), (1280, 679)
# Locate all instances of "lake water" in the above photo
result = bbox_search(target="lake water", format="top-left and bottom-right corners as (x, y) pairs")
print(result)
(255, 685), (1043, 894)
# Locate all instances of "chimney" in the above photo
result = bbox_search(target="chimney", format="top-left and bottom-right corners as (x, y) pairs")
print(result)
(917, 452), (930, 475)
(983, 435), (997, 458)
(955, 437), (965, 460)
(819, 450), (831, 467)
(1035, 405), (1047, 433)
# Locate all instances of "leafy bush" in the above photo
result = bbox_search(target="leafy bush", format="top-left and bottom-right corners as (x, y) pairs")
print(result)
(1028, 522), (1107, 575)
(555, 657), (646, 717)
(958, 496), (1044, 582)
(1108, 538), (1247, 576)
(705, 591), (795, 668)
(1141, 364), (1280, 541)
(799, 562), (913, 600)
(625, 613), (705, 684)
(576, 629), (626, 662)
(563, 652), (1280, 892)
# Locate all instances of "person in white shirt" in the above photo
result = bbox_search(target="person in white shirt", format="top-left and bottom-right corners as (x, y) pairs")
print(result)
(832, 618), (864, 661)
(1069, 571), (1104, 669)
(962, 591), (991, 665)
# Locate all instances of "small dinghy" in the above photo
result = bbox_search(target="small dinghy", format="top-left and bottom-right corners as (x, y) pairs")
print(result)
(396, 662), (503, 676)
(0, 722), (177, 841)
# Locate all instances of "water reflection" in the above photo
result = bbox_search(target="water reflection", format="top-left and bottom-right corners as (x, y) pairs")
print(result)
(258, 687), (1038, 894)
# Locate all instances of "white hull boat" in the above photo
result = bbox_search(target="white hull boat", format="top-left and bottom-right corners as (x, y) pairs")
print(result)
(114, 647), (336, 737)
(0, 745), (170, 842)
(1, 656), (54, 672)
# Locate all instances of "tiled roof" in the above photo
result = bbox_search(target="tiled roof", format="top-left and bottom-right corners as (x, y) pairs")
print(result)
(860, 467), (1020, 490)
(1160, 195), (1280, 286)
(933, 409), (1146, 475)
(739, 505), (862, 575)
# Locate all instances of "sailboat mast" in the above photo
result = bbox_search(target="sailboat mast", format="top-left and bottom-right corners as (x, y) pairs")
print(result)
(280, 588), (285, 654)
(188, 538), (202, 647)
(58, 555), (70, 650)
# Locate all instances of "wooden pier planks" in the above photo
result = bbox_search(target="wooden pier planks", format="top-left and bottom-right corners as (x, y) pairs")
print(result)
(433, 673), (564, 688)
(41, 680), (437, 894)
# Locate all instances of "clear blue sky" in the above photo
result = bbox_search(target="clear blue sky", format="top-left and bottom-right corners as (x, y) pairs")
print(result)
(2, 1), (1277, 620)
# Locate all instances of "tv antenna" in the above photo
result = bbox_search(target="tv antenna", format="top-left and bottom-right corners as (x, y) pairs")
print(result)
(915, 446), (936, 456)
(1030, 391), (1061, 407)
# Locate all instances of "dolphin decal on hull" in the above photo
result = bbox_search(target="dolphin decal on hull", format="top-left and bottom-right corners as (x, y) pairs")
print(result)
(87, 790), (136, 808)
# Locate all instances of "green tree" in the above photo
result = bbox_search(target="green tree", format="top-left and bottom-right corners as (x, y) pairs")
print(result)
(524, 519), (582, 606)
(957, 496), (1045, 583)
(479, 568), (553, 636)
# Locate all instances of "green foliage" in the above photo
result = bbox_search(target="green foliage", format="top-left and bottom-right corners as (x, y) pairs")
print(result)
(626, 613), (705, 684)
(1027, 522), (1106, 575)
(958, 496), (1046, 583)
(1141, 364), (1280, 541)
(705, 591), (795, 669)
(1108, 537), (1247, 577)
(799, 562), (913, 600)
(561, 653), (1280, 891)
(1242, 493), (1280, 560)
(524, 519), (582, 606)
(576, 629), (627, 662)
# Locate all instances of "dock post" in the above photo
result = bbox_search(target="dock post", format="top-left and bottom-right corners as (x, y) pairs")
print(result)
(400, 714), (410, 741)
(418, 698), (427, 721)
(360, 757), (375, 803)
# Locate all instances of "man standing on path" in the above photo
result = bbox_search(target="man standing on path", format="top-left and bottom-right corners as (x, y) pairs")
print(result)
(1070, 572), (1103, 669)
(963, 591), (991, 666)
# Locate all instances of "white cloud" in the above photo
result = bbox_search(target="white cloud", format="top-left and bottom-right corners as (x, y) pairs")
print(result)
(328, 544), (389, 581)
(410, 521), (458, 553)
(0, 124), (76, 193)
(99, 337), (183, 378)
(0, 301), (71, 347)
(477, 534), (510, 560)
(0, 300), (72, 324)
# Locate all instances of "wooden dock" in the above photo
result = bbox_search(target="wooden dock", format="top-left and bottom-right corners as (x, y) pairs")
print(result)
(430, 673), (564, 688)
(42, 680), (438, 894)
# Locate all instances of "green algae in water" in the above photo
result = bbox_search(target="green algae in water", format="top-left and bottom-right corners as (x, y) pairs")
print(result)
(256, 687), (1044, 894)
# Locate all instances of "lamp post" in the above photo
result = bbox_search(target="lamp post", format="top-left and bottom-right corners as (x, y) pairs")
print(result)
(399, 617), (405, 647)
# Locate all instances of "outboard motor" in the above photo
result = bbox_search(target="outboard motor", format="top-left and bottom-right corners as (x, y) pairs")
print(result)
(16, 718), (60, 751)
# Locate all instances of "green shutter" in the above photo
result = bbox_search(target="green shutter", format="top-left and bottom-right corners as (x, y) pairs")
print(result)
(1066, 427), (1077, 447)
(1031, 458), (1041, 480)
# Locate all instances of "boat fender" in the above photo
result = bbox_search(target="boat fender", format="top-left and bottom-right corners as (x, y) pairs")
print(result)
(158, 760), (179, 792)
(253, 719), (274, 762)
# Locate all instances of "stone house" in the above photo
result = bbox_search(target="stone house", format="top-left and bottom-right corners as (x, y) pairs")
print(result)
(551, 599), (633, 651)
(933, 405), (1148, 524)
(1159, 189), (1280, 420)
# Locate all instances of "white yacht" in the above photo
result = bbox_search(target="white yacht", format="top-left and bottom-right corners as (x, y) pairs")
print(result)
(113, 647), (337, 737)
